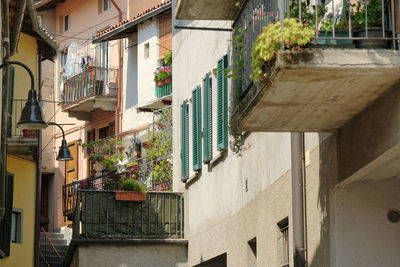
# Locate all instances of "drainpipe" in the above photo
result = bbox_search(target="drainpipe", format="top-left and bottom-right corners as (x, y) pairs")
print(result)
(110, 0), (122, 134)
(34, 49), (43, 267)
(0, 0), (10, 220)
(291, 132), (307, 267)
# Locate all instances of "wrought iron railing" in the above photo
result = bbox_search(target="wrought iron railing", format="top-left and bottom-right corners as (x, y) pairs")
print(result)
(39, 227), (63, 267)
(62, 66), (118, 108)
(233, 0), (400, 93)
(7, 99), (39, 138)
(72, 191), (184, 239)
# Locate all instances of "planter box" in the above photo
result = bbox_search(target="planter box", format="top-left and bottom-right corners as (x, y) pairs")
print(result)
(115, 191), (147, 201)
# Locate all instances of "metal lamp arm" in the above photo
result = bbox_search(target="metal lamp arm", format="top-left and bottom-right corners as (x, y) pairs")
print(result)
(47, 122), (66, 140)
(0, 61), (35, 89)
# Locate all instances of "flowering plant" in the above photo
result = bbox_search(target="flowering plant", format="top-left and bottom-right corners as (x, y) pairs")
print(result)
(153, 66), (172, 82)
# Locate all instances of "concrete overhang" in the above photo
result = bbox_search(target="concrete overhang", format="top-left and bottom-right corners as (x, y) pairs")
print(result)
(239, 48), (400, 132)
(62, 96), (117, 120)
(175, 0), (240, 20)
(137, 95), (172, 112)
(7, 137), (38, 161)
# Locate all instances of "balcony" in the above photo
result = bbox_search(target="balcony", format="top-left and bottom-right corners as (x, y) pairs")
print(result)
(7, 99), (38, 161)
(175, 0), (240, 20)
(231, 0), (400, 132)
(62, 67), (118, 120)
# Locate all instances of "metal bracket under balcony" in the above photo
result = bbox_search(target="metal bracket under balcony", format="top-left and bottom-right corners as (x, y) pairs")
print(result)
(239, 49), (400, 132)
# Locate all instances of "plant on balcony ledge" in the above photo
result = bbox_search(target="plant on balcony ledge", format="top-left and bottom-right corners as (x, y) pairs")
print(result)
(115, 178), (147, 201)
(154, 66), (172, 87)
(251, 18), (315, 82)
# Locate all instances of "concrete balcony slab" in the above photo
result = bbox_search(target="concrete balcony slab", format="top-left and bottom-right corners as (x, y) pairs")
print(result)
(239, 49), (400, 132)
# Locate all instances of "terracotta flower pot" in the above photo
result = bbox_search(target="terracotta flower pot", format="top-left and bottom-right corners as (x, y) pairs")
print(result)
(156, 80), (163, 87)
(163, 77), (171, 85)
(115, 191), (146, 201)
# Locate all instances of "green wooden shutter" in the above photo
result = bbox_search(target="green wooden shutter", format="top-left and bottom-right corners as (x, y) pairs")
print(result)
(217, 55), (228, 151)
(0, 173), (14, 258)
(7, 66), (15, 138)
(203, 74), (212, 163)
(181, 101), (189, 181)
(192, 86), (202, 171)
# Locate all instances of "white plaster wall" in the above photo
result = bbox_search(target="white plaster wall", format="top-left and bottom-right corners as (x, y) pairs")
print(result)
(137, 19), (161, 104)
(335, 177), (400, 267)
(73, 243), (188, 267)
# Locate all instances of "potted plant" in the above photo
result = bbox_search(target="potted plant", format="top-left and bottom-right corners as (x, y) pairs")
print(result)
(318, 16), (353, 47)
(115, 178), (147, 201)
(351, 0), (391, 48)
(126, 161), (139, 174)
(153, 66), (172, 86)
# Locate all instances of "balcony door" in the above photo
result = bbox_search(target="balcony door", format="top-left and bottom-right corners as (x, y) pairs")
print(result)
(95, 42), (110, 95)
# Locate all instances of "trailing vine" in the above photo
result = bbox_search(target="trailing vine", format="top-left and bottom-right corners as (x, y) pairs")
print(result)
(251, 18), (315, 82)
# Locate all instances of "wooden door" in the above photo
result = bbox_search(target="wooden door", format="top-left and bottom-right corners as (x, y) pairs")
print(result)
(65, 141), (79, 185)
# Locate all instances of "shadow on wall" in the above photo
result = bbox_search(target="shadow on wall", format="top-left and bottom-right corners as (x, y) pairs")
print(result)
(125, 37), (138, 109)
(308, 133), (337, 267)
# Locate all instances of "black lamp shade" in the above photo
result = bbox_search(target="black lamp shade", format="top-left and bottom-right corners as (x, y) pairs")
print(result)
(17, 89), (47, 129)
(57, 139), (73, 161)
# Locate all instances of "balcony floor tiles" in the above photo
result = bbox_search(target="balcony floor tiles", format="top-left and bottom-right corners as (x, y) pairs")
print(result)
(239, 48), (400, 132)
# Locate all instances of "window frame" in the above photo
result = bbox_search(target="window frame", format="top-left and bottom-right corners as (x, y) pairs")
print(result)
(10, 208), (23, 244)
(63, 13), (70, 32)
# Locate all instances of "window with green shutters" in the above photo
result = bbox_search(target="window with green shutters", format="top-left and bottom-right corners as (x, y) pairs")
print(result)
(0, 173), (14, 258)
(203, 73), (212, 163)
(217, 55), (228, 151)
(181, 101), (189, 181)
(192, 86), (202, 171)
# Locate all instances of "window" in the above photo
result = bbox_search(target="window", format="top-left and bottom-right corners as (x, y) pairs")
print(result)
(278, 218), (289, 267)
(144, 43), (150, 59)
(11, 209), (22, 244)
(181, 101), (189, 181)
(203, 74), (212, 163)
(217, 55), (228, 151)
(102, 0), (111, 12)
(60, 51), (67, 67)
(158, 12), (172, 59)
(0, 173), (14, 258)
(248, 237), (257, 267)
(63, 14), (70, 32)
(192, 86), (202, 171)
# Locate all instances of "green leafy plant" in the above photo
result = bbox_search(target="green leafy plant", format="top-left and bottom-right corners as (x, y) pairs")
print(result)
(120, 178), (147, 193)
(83, 137), (124, 172)
(163, 51), (172, 65)
(290, 0), (327, 27)
(143, 108), (172, 184)
(251, 18), (315, 82)
(351, 0), (383, 29)
(154, 66), (172, 82)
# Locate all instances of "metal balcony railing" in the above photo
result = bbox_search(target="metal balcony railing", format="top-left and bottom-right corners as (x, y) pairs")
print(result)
(7, 99), (39, 138)
(62, 66), (118, 108)
(70, 190), (183, 239)
(233, 0), (400, 93)
(155, 82), (172, 98)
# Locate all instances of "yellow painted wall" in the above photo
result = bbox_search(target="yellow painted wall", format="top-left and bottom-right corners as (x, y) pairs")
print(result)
(0, 156), (36, 267)
(0, 33), (38, 267)
(8, 33), (38, 136)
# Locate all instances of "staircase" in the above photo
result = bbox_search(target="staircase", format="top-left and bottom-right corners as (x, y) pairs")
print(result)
(39, 228), (71, 267)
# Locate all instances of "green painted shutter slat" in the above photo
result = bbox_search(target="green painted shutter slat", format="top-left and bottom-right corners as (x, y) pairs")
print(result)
(181, 101), (189, 181)
(203, 74), (212, 163)
(7, 66), (15, 138)
(0, 173), (14, 257)
(192, 86), (202, 171)
(217, 55), (228, 151)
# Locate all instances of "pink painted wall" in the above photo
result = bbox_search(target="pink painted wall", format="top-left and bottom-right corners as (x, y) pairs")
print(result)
(52, 0), (128, 229)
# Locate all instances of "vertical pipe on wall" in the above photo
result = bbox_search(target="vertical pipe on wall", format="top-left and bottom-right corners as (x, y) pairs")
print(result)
(34, 49), (43, 267)
(110, 0), (123, 134)
(0, 0), (10, 220)
(291, 132), (306, 267)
